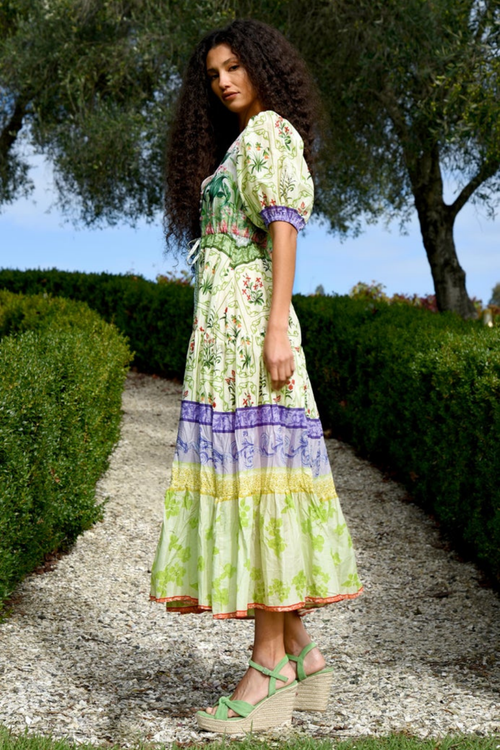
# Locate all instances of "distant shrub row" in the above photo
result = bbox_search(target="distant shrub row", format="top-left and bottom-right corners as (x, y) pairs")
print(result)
(0, 267), (193, 378)
(0, 290), (132, 608)
(0, 268), (498, 583)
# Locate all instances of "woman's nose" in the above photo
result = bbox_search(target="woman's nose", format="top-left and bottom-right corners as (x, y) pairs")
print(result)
(218, 70), (230, 89)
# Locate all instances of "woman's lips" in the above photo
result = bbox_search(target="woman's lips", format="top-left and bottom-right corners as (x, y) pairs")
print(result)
(223, 92), (238, 100)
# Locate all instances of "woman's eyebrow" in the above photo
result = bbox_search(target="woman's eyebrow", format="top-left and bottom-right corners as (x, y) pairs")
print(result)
(206, 57), (239, 72)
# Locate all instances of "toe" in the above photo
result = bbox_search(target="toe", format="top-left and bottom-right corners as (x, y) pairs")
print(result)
(204, 705), (237, 718)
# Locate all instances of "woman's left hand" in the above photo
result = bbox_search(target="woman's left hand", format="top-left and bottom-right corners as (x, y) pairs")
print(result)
(263, 324), (295, 391)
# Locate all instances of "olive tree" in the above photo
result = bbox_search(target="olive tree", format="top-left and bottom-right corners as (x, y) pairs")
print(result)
(273, 0), (500, 317)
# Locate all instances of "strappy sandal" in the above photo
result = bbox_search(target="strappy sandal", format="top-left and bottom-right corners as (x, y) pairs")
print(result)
(287, 641), (334, 711)
(196, 655), (298, 734)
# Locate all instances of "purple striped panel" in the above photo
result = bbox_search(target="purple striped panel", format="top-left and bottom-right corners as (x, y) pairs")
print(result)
(180, 400), (323, 439)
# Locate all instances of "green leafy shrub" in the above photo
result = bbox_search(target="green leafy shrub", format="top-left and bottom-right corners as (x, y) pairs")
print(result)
(0, 291), (132, 607)
(348, 279), (500, 324)
(293, 293), (500, 581)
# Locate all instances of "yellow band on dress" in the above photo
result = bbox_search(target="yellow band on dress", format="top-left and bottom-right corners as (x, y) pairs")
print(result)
(170, 463), (337, 502)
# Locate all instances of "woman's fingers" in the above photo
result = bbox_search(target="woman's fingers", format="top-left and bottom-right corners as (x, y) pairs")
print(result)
(262, 327), (295, 391)
(272, 378), (289, 390)
(268, 358), (295, 391)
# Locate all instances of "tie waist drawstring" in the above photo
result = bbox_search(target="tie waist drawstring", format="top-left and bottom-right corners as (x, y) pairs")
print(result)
(186, 237), (202, 269)
(187, 238), (203, 317)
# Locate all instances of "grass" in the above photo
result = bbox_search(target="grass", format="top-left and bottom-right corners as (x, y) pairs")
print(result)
(1, 726), (499, 750)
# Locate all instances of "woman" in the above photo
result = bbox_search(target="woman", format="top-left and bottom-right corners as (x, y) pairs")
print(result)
(150, 18), (363, 734)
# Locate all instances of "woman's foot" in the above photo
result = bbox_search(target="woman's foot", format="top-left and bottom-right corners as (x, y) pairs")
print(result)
(284, 612), (327, 678)
(204, 656), (296, 718)
(286, 641), (326, 678)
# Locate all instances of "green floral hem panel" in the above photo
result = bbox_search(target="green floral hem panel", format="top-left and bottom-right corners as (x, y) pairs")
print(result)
(150, 489), (363, 619)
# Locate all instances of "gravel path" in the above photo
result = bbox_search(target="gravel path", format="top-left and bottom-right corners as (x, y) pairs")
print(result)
(0, 370), (499, 745)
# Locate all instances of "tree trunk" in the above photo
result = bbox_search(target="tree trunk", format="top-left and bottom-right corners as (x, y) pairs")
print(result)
(414, 195), (476, 319)
(409, 144), (476, 319)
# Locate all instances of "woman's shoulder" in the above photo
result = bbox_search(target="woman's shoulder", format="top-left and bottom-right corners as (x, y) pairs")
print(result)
(241, 109), (304, 148)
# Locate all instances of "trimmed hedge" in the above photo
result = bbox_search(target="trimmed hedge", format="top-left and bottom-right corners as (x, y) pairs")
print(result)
(0, 268), (193, 378)
(0, 268), (499, 583)
(0, 291), (132, 607)
(293, 294), (500, 581)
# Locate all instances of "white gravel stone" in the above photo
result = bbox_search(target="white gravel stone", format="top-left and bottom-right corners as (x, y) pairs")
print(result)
(0, 370), (499, 745)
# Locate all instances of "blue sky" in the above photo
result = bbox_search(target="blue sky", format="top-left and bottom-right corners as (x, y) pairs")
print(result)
(1, 152), (499, 305)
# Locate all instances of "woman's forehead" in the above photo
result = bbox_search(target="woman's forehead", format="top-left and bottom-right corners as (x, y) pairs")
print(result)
(206, 43), (238, 69)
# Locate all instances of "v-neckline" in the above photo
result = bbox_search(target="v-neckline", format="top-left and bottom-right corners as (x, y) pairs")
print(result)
(200, 110), (271, 192)
(200, 136), (239, 192)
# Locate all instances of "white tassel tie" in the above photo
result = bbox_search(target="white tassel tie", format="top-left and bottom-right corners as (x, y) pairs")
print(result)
(186, 237), (202, 268)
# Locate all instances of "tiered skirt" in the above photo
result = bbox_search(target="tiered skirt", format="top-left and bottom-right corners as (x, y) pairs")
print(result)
(149, 236), (363, 618)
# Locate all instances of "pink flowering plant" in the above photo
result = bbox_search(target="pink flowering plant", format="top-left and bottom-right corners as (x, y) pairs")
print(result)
(349, 280), (498, 324)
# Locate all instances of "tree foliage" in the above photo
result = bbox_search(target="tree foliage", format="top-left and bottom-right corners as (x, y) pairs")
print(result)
(490, 282), (500, 306)
(276, 0), (500, 230)
(0, 0), (234, 223)
(1, 0), (499, 316)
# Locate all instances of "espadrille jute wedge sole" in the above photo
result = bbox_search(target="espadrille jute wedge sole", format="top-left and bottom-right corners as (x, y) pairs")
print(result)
(196, 655), (298, 734)
(287, 642), (333, 712)
(294, 668), (334, 711)
(196, 681), (297, 734)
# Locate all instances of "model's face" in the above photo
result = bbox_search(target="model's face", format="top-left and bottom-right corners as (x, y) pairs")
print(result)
(206, 43), (261, 118)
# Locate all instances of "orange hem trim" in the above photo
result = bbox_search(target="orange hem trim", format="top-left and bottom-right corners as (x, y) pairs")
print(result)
(149, 586), (364, 618)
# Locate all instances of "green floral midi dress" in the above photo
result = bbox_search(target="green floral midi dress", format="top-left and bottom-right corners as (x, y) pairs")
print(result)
(150, 109), (363, 618)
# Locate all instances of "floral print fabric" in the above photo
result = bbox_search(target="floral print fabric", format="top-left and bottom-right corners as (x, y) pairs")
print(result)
(150, 110), (363, 618)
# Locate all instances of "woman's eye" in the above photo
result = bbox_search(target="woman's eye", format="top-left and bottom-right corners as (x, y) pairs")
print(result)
(207, 64), (239, 81)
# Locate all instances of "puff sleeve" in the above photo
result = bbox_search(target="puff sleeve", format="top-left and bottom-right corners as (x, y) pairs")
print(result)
(236, 110), (314, 234)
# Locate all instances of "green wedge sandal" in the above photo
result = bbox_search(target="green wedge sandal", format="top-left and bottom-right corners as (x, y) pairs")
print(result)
(287, 641), (334, 712)
(196, 655), (298, 734)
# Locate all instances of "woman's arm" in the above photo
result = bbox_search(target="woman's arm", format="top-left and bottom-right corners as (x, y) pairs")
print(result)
(263, 220), (297, 391)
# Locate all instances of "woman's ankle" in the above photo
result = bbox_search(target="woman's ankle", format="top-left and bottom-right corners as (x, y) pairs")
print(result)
(284, 635), (312, 656)
(251, 645), (287, 670)
(283, 612), (312, 655)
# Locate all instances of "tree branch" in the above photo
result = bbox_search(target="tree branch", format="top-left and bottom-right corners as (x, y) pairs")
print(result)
(376, 85), (410, 145)
(0, 99), (27, 161)
(375, 82), (421, 179)
(449, 157), (500, 220)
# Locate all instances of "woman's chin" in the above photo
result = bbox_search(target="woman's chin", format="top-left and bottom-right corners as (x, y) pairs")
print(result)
(222, 99), (242, 112)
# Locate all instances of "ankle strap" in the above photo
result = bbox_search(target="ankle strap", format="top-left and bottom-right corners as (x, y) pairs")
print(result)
(248, 655), (290, 697)
(287, 641), (317, 682)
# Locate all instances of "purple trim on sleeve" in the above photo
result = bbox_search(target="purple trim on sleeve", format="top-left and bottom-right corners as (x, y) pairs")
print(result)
(260, 205), (306, 232)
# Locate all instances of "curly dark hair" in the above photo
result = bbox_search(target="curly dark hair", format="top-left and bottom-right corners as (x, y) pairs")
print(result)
(163, 18), (324, 256)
